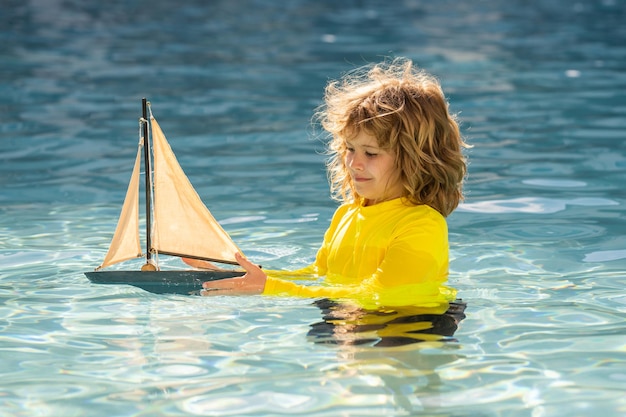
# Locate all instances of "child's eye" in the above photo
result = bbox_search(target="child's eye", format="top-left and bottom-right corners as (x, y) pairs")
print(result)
(346, 146), (355, 153)
(365, 151), (378, 158)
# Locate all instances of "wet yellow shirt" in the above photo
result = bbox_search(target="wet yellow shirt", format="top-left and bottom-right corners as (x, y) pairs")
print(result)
(263, 198), (456, 309)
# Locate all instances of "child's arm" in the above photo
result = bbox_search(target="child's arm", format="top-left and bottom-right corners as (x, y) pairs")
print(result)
(183, 257), (221, 270)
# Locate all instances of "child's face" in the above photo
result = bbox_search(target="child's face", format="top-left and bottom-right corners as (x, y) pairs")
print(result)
(344, 131), (403, 206)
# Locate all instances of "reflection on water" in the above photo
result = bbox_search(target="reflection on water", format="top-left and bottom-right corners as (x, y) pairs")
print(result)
(308, 299), (466, 347)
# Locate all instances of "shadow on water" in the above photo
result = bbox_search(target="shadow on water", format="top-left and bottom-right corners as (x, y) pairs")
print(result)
(308, 299), (467, 348)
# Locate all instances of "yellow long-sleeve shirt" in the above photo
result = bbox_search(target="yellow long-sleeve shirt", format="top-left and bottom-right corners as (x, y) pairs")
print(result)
(263, 198), (456, 309)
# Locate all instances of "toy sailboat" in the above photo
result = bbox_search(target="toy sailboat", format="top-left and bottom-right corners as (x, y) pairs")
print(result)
(85, 99), (243, 294)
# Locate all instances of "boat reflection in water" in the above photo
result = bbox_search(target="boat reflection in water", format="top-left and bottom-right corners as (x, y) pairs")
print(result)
(308, 299), (466, 347)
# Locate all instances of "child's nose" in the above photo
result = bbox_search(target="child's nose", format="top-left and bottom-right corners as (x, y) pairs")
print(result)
(348, 153), (364, 170)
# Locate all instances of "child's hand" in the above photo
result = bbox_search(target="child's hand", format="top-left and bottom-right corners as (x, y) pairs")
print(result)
(201, 252), (266, 295)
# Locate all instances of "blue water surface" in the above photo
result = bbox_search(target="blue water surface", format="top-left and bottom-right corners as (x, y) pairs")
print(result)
(1, 1), (625, 416)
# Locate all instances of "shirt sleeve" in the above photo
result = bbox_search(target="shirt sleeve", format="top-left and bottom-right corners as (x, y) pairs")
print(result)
(263, 275), (455, 309)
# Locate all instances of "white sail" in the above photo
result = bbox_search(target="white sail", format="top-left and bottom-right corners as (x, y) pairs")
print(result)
(150, 116), (240, 264)
(97, 143), (144, 270)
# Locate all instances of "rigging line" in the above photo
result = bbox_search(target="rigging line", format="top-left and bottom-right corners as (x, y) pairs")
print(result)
(136, 117), (146, 259)
(146, 101), (159, 266)
(142, 98), (154, 265)
(138, 117), (146, 146)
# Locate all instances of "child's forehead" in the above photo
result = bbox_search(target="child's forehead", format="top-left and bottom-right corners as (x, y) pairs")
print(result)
(343, 130), (384, 148)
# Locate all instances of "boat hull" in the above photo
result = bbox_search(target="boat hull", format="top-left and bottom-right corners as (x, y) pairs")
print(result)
(84, 270), (244, 295)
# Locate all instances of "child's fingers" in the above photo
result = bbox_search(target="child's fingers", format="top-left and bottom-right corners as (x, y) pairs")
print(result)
(202, 276), (244, 290)
(235, 252), (261, 272)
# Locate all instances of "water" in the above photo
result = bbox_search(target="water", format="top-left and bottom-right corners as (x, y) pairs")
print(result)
(1, 0), (625, 415)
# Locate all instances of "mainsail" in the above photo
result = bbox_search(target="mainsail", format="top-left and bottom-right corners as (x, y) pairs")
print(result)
(95, 104), (240, 271)
(150, 117), (240, 264)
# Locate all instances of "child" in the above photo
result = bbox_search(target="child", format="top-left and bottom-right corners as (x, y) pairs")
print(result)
(195, 58), (468, 309)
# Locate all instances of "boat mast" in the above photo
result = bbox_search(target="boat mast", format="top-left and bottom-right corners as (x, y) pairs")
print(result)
(141, 98), (156, 270)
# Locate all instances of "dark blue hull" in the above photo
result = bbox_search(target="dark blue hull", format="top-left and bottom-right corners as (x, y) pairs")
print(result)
(85, 270), (243, 295)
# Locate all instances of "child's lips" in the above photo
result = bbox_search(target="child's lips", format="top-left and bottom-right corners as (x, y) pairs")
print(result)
(354, 176), (370, 182)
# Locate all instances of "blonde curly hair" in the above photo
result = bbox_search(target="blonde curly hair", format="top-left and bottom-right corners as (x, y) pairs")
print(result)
(316, 58), (468, 217)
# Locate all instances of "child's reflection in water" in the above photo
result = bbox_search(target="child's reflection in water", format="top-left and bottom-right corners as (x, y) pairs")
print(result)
(308, 299), (466, 347)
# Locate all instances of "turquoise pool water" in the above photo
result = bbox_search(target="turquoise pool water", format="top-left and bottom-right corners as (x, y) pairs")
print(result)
(2, 1), (625, 416)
